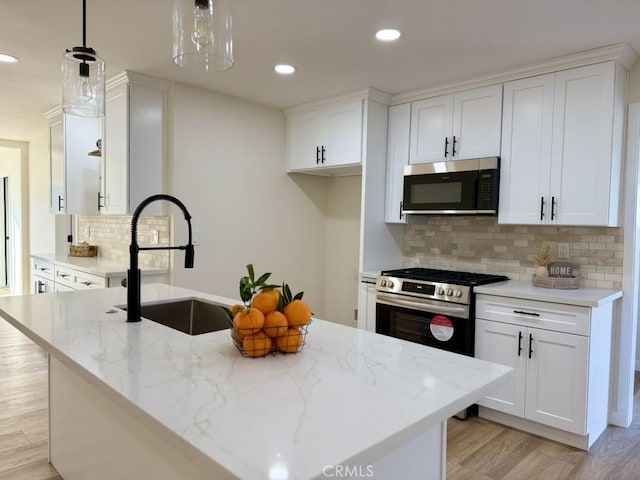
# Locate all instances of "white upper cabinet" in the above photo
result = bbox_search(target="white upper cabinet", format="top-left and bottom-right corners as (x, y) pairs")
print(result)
(384, 103), (411, 224)
(287, 100), (363, 174)
(101, 72), (169, 215)
(409, 84), (502, 164)
(48, 112), (101, 214)
(499, 61), (625, 226)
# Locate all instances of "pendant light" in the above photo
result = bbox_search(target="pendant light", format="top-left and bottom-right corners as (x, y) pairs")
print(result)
(62, 0), (105, 117)
(172, 0), (234, 72)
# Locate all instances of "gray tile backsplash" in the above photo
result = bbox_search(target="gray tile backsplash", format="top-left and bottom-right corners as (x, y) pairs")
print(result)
(76, 215), (170, 269)
(404, 217), (622, 289)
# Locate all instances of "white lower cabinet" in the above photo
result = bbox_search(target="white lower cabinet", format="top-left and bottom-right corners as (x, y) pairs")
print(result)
(476, 319), (588, 434)
(357, 281), (377, 332)
(475, 294), (612, 450)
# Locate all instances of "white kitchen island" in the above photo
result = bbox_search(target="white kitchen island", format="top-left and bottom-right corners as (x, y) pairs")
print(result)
(0, 285), (511, 480)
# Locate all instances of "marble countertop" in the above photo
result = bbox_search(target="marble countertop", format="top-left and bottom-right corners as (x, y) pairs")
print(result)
(31, 253), (168, 278)
(0, 285), (511, 479)
(475, 280), (622, 307)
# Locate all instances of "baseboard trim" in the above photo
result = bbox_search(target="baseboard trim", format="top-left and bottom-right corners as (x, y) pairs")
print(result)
(478, 407), (594, 450)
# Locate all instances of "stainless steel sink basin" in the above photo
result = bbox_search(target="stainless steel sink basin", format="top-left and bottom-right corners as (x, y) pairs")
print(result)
(118, 298), (231, 335)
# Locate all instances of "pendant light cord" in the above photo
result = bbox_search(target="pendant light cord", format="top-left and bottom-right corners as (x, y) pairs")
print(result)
(82, 0), (87, 47)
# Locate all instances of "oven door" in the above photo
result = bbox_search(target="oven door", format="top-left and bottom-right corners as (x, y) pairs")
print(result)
(375, 292), (473, 356)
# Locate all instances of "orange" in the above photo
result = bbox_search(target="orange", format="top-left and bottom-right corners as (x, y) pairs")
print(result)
(233, 307), (265, 336)
(276, 327), (304, 353)
(243, 331), (272, 357)
(229, 304), (244, 316)
(261, 288), (280, 304)
(252, 292), (278, 315)
(263, 311), (289, 338)
(284, 299), (312, 327)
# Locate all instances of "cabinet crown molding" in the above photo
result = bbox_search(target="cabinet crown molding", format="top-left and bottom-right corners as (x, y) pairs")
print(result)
(284, 87), (391, 116)
(107, 71), (171, 92)
(44, 71), (171, 120)
(391, 43), (639, 106)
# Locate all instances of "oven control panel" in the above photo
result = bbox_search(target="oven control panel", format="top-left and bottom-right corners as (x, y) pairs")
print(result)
(376, 276), (471, 305)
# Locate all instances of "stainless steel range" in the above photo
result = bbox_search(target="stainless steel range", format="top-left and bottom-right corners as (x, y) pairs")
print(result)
(376, 268), (508, 355)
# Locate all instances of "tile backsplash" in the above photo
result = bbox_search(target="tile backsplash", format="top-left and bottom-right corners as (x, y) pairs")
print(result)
(76, 215), (170, 269)
(404, 217), (623, 289)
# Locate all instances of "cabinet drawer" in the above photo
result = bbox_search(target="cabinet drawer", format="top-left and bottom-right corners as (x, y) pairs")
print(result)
(32, 260), (55, 281)
(54, 283), (76, 293)
(476, 294), (590, 336)
(54, 266), (107, 290)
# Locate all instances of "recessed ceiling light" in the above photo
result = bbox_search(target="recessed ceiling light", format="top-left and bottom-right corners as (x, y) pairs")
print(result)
(0, 53), (19, 63)
(375, 29), (401, 42)
(274, 64), (296, 75)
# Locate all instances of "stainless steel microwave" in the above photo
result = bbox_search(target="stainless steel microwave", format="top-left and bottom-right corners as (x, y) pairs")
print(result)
(402, 157), (499, 215)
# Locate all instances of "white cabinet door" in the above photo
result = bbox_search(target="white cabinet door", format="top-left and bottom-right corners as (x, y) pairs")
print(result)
(499, 61), (623, 227)
(288, 110), (324, 171)
(49, 117), (64, 213)
(451, 84), (503, 160)
(525, 328), (588, 435)
(498, 74), (554, 225)
(287, 101), (363, 172)
(324, 101), (362, 167)
(102, 83), (128, 214)
(385, 103), (411, 223)
(101, 76), (167, 215)
(409, 95), (452, 164)
(32, 275), (54, 294)
(49, 114), (100, 214)
(550, 62), (616, 226)
(357, 282), (377, 332)
(409, 86), (502, 165)
(475, 319), (526, 417)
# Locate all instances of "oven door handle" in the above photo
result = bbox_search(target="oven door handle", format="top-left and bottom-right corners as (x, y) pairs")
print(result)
(376, 292), (469, 318)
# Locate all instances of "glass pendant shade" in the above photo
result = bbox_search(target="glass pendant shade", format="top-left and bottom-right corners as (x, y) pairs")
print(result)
(62, 46), (105, 116)
(172, 0), (234, 72)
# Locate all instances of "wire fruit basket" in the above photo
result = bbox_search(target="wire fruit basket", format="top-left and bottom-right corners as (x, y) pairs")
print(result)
(227, 317), (311, 358)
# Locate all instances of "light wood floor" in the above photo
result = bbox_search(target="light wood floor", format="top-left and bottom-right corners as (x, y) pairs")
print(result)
(1, 318), (639, 480)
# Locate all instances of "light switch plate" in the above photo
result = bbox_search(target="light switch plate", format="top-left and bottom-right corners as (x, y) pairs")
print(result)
(151, 230), (159, 245)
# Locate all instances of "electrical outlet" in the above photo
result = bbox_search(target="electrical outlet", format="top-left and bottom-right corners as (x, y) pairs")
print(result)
(151, 230), (159, 245)
(558, 243), (570, 259)
(84, 226), (90, 238)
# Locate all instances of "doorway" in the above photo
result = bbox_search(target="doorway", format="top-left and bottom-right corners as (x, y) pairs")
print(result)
(0, 176), (9, 289)
(0, 141), (28, 295)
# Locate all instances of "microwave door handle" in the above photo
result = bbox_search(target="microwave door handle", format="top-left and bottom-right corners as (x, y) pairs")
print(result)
(376, 292), (469, 317)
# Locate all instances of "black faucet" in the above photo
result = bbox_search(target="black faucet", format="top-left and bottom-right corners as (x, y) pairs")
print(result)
(127, 194), (195, 322)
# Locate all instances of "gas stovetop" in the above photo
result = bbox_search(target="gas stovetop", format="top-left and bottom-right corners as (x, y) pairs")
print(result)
(376, 268), (509, 305)
(381, 268), (509, 286)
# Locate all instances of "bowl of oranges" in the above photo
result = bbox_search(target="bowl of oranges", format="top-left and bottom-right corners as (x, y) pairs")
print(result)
(227, 265), (312, 358)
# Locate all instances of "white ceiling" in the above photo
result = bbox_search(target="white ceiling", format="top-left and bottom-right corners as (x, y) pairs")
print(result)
(2, 0), (640, 141)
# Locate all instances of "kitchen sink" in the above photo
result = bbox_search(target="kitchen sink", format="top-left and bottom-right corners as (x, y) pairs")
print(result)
(118, 298), (231, 335)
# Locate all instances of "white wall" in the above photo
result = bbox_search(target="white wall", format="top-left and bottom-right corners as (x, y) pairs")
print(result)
(169, 83), (328, 317)
(325, 176), (361, 326)
(28, 134), (55, 255)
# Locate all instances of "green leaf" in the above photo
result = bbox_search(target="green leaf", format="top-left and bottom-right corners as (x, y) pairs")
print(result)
(293, 291), (304, 301)
(256, 272), (272, 285)
(284, 283), (292, 303)
(246, 264), (255, 282)
(277, 295), (284, 312)
(240, 289), (252, 303)
(262, 284), (280, 290)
